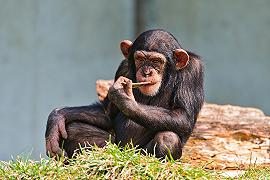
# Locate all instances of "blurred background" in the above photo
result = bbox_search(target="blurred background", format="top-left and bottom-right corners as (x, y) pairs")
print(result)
(0, 0), (270, 160)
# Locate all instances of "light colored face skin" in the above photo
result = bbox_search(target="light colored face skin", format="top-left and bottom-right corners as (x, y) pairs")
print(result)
(134, 50), (166, 96)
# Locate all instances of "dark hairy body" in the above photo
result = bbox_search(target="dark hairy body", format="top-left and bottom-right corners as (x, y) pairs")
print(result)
(45, 29), (204, 159)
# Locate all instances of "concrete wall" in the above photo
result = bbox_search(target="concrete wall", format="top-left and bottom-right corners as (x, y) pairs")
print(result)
(0, 0), (134, 160)
(0, 0), (270, 160)
(141, 0), (270, 114)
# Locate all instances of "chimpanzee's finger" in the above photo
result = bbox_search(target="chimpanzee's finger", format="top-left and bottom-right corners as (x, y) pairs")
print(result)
(55, 148), (64, 156)
(50, 134), (63, 156)
(46, 139), (52, 156)
(125, 79), (134, 98)
(120, 76), (131, 83)
(46, 140), (56, 157)
(113, 76), (127, 89)
(118, 76), (131, 87)
(58, 119), (67, 139)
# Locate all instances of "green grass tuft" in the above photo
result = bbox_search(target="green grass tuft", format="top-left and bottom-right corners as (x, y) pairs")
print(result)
(0, 142), (268, 179)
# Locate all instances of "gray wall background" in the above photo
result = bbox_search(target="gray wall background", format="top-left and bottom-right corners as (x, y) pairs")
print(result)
(0, 0), (269, 160)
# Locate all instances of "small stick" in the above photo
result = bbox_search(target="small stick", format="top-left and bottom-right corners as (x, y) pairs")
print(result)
(132, 82), (151, 88)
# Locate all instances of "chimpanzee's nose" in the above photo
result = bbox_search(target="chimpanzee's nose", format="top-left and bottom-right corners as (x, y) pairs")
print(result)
(143, 67), (153, 77)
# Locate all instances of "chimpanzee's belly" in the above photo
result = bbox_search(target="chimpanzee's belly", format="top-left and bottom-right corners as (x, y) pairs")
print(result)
(113, 113), (154, 146)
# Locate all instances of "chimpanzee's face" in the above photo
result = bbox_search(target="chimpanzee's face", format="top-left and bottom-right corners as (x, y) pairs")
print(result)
(120, 39), (190, 97)
(134, 50), (166, 96)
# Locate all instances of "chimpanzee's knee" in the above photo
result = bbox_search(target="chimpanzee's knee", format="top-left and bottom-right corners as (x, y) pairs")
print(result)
(62, 122), (114, 158)
(153, 131), (182, 159)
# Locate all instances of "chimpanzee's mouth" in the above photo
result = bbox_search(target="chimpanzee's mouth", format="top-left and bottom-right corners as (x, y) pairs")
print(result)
(132, 81), (152, 88)
(138, 81), (158, 87)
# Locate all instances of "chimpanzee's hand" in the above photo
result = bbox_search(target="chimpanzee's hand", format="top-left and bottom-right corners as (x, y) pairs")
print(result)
(45, 108), (68, 157)
(108, 76), (135, 104)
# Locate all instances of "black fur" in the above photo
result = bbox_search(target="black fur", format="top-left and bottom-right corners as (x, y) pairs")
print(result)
(126, 30), (204, 143)
(45, 29), (204, 159)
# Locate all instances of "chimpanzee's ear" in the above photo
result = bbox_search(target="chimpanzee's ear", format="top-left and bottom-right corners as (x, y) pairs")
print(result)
(120, 40), (133, 59)
(174, 49), (190, 70)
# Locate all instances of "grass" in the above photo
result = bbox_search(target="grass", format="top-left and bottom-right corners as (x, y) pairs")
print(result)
(0, 142), (269, 179)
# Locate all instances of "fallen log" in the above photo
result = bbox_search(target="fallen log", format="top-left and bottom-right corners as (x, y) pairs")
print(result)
(96, 80), (270, 169)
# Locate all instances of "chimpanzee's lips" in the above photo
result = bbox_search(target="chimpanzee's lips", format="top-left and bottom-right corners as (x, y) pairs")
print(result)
(138, 81), (157, 86)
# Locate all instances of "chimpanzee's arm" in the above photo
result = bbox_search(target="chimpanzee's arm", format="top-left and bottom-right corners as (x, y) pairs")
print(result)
(47, 103), (112, 133)
(45, 102), (113, 156)
(112, 95), (193, 136)
(45, 103), (112, 139)
(108, 85), (194, 138)
(45, 59), (129, 156)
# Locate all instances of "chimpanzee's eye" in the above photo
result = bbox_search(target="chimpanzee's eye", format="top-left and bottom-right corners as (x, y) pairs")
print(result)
(153, 59), (160, 63)
(152, 58), (163, 65)
(136, 58), (144, 62)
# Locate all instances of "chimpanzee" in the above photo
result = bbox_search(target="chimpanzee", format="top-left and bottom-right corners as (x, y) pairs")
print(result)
(45, 29), (204, 159)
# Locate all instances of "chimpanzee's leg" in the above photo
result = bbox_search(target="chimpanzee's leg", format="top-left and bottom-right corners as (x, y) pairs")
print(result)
(63, 122), (114, 157)
(143, 131), (182, 159)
